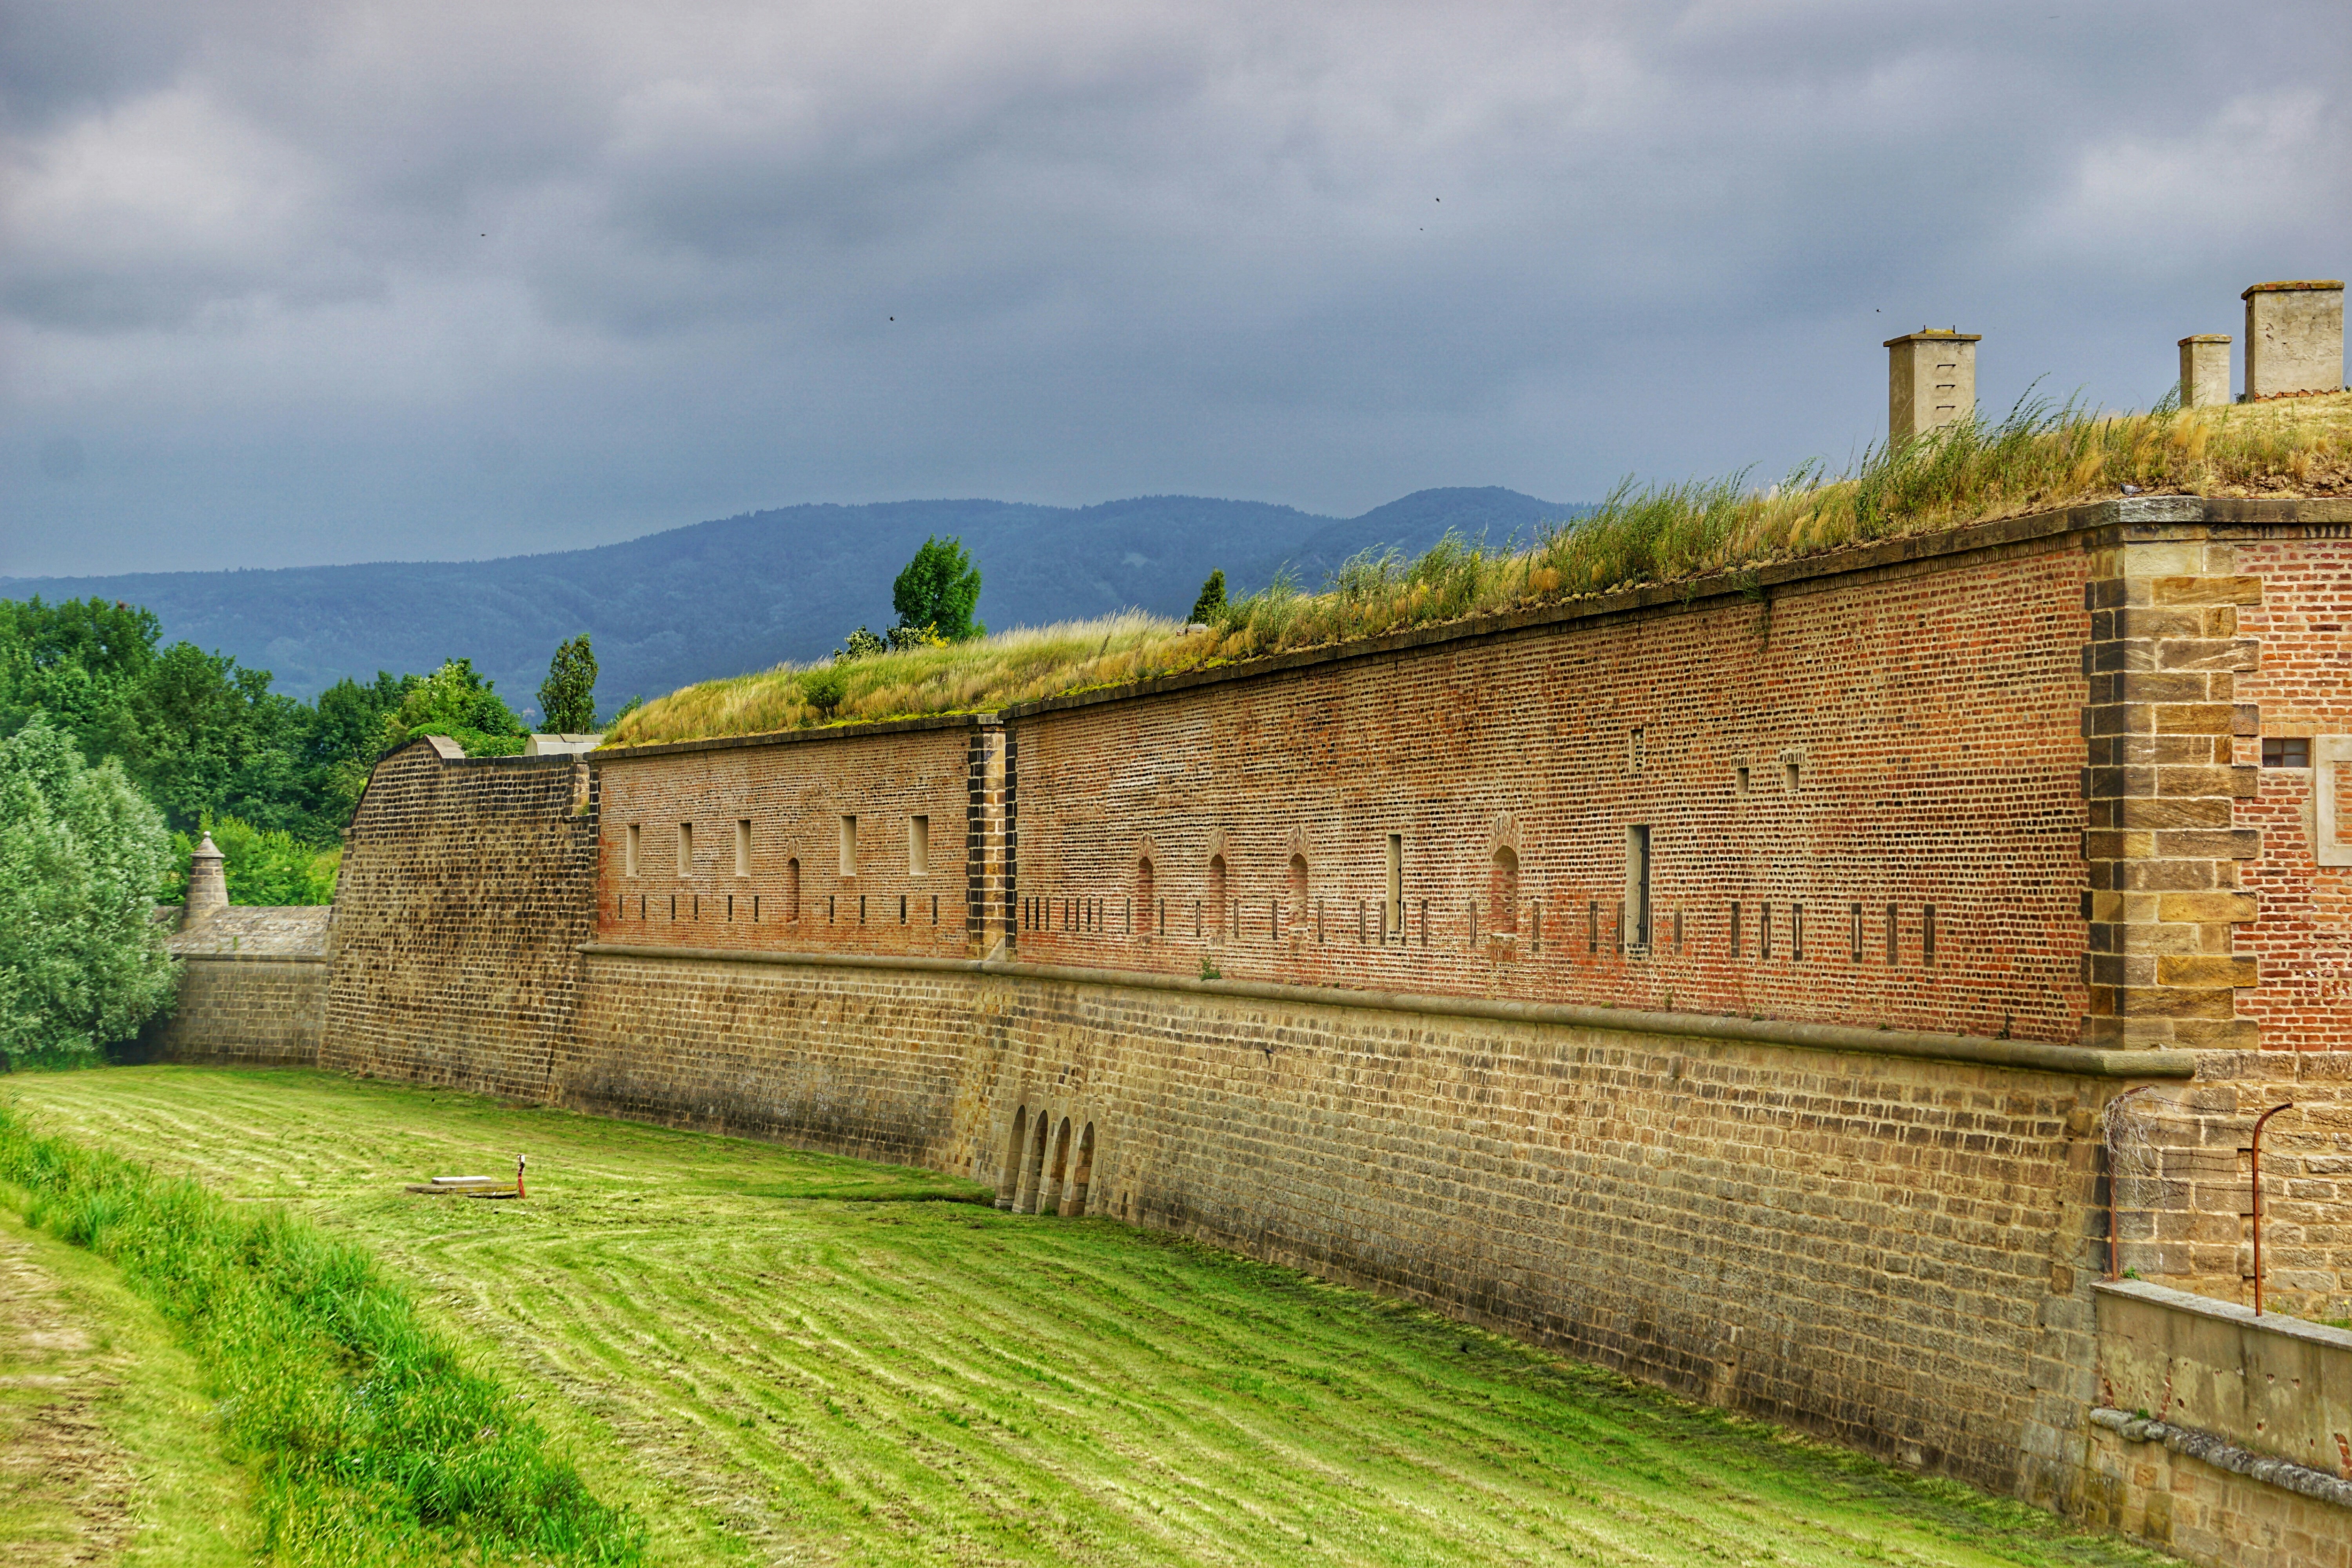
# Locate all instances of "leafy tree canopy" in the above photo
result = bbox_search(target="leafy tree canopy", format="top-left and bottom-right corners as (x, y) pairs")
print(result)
(161, 815), (341, 907)
(382, 659), (527, 758)
(0, 717), (178, 1065)
(891, 536), (985, 642)
(537, 633), (599, 732)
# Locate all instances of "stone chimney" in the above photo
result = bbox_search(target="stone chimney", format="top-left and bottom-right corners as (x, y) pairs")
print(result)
(2242, 280), (2345, 399)
(2177, 335), (2232, 409)
(1884, 328), (1980, 442)
(184, 831), (228, 929)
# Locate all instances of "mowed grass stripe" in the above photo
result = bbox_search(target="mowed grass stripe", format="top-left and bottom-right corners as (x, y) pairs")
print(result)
(8, 1069), (2169, 1568)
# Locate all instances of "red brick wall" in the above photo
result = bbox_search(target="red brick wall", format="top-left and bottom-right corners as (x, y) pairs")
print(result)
(592, 719), (984, 959)
(2229, 533), (2352, 1051)
(1008, 535), (2094, 1042)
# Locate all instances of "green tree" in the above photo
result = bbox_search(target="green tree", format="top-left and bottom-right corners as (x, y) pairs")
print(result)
(537, 633), (599, 732)
(305, 671), (416, 828)
(891, 536), (985, 642)
(380, 659), (527, 757)
(0, 718), (178, 1066)
(159, 816), (341, 907)
(1189, 570), (1228, 625)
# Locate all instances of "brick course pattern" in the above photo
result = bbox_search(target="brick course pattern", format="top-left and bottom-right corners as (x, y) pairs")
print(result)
(135, 956), (326, 1065)
(313, 499), (2352, 1551)
(561, 953), (2121, 1504)
(132, 905), (330, 1065)
(593, 719), (987, 959)
(1008, 531), (2093, 1042)
(320, 742), (599, 1099)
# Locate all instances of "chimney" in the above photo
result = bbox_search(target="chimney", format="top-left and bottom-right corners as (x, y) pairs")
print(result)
(1885, 328), (1981, 442)
(2177, 335), (2232, 409)
(2242, 281), (2345, 399)
(184, 831), (228, 929)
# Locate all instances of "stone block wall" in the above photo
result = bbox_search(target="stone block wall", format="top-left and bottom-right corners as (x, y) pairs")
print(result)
(320, 741), (598, 1099)
(559, 948), (2167, 1505)
(2082, 1279), (2352, 1568)
(132, 904), (331, 1065)
(2108, 1050), (2352, 1319)
(136, 956), (327, 1065)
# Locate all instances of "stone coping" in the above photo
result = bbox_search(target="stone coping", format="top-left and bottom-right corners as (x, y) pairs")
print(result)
(2091, 1408), (2352, 1509)
(578, 941), (2198, 1078)
(590, 711), (990, 762)
(2094, 1277), (2352, 1353)
(2242, 280), (2344, 296)
(173, 950), (330, 965)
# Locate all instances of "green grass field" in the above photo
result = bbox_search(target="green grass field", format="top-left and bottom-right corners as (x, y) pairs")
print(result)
(3, 1067), (2172, 1567)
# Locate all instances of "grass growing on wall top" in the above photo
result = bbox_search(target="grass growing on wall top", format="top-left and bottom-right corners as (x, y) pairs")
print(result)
(11, 1067), (2178, 1567)
(0, 1099), (644, 1567)
(607, 390), (2352, 746)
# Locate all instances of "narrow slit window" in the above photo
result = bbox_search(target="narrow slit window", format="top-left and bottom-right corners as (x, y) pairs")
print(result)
(1736, 765), (1750, 795)
(677, 821), (693, 875)
(840, 815), (858, 878)
(735, 819), (752, 878)
(1626, 826), (1651, 953)
(1760, 903), (1772, 960)
(787, 858), (802, 922)
(1137, 858), (1154, 937)
(1923, 905), (1937, 967)
(1730, 902), (1742, 958)
(1851, 902), (1863, 963)
(1885, 904), (1897, 966)
(1784, 760), (1801, 792)
(909, 815), (929, 877)
(1386, 834), (1404, 942)
(1792, 904), (1804, 961)
(625, 823), (641, 878)
(1588, 899), (1599, 954)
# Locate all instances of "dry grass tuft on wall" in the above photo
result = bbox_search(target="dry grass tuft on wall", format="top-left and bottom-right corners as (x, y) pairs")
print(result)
(608, 391), (2352, 747)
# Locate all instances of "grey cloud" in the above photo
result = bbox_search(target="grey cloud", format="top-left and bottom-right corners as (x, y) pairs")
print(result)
(1, 0), (2346, 579)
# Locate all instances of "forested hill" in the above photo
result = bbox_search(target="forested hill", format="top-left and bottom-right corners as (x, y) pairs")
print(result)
(3, 487), (1580, 711)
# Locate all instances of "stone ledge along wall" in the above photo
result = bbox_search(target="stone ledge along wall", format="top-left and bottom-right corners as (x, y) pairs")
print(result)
(134, 906), (331, 1065)
(321, 740), (599, 1099)
(561, 949), (2149, 1504)
(321, 499), (2352, 1530)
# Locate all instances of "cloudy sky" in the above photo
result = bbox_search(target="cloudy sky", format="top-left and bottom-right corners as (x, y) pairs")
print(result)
(4, 1), (2347, 577)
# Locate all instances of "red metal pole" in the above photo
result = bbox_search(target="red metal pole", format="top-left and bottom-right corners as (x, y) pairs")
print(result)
(2251, 1103), (2294, 1315)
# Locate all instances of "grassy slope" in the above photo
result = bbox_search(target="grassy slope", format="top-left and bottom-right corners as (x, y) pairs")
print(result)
(0, 1198), (252, 1567)
(608, 391), (2352, 747)
(7, 1067), (2174, 1568)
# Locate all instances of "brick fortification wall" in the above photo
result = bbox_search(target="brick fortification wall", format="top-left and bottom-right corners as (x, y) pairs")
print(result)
(321, 740), (599, 1099)
(318, 500), (2352, 1550)
(133, 907), (332, 1065)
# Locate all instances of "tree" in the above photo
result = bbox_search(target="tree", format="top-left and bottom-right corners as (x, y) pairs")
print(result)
(1189, 570), (1228, 626)
(537, 634), (599, 732)
(380, 659), (527, 757)
(0, 718), (178, 1066)
(891, 536), (984, 642)
(161, 816), (341, 907)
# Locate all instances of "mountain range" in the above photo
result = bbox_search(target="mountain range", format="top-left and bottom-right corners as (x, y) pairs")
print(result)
(4, 486), (1582, 717)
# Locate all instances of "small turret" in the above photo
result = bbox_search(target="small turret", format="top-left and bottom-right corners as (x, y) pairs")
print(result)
(184, 831), (228, 929)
